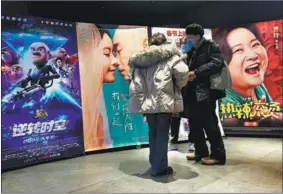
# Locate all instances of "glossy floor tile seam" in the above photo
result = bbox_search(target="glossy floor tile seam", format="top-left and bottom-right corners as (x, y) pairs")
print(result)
(191, 168), (282, 193)
(42, 169), (130, 193)
(67, 179), (117, 193)
(80, 177), (148, 193)
(15, 166), (128, 193)
(252, 148), (282, 164)
(69, 166), (148, 193)
(204, 168), (282, 191)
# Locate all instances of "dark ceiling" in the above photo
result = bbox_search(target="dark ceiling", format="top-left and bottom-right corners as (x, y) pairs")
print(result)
(2, 1), (283, 28)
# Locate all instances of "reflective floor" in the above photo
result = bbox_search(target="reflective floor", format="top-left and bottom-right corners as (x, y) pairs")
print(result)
(1, 137), (282, 193)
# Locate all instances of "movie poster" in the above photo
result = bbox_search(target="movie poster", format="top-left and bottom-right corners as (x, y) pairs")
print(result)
(151, 27), (212, 49)
(152, 27), (225, 140)
(1, 16), (84, 170)
(212, 19), (283, 128)
(77, 23), (149, 152)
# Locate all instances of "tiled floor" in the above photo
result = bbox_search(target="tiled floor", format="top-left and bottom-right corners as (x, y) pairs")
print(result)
(1, 137), (282, 193)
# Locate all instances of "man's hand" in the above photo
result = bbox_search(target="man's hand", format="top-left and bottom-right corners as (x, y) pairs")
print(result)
(16, 79), (28, 88)
(188, 71), (196, 81)
(143, 115), (147, 122)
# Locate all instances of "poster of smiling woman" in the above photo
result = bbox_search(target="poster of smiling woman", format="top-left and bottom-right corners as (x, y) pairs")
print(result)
(212, 19), (283, 128)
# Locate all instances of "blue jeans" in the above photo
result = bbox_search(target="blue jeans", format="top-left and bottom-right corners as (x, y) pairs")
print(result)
(146, 113), (171, 175)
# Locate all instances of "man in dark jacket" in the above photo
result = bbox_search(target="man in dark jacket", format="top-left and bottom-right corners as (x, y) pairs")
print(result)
(181, 23), (226, 165)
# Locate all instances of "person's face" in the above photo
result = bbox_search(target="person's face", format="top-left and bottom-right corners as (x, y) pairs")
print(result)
(185, 34), (201, 46)
(29, 43), (49, 66)
(113, 28), (148, 79)
(98, 34), (117, 83)
(56, 59), (63, 68)
(11, 65), (23, 77)
(58, 48), (67, 59)
(69, 66), (75, 73)
(226, 28), (268, 89)
(176, 39), (181, 48)
(1, 50), (13, 65)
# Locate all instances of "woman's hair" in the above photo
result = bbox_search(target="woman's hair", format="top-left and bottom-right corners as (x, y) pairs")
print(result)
(96, 24), (111, 40)
(76, 22), (106, 149)
(213, 24), (263, 64)
(150, 32), (167, 46)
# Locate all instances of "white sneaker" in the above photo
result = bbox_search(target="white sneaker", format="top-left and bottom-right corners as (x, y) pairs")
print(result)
(168, 143), (178, 151)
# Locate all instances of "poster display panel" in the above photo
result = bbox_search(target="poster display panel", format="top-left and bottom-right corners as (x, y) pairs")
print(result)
(1, 16), (84, 170)
(77, 23), (149, 151)
(212, 20), (283, 128)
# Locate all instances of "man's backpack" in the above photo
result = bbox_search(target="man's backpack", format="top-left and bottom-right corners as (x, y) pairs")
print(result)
(207, 40), (232, 90)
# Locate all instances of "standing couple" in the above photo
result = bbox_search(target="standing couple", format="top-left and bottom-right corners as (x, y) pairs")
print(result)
(127, 23), (227, 177)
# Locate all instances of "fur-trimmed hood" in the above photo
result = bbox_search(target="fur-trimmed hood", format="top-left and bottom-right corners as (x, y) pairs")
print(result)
(127, 44), (189, 114)
(129, 45), (184, 69)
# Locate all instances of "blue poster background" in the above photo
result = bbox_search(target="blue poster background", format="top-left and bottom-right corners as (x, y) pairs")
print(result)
(1, 16), (84, 170)
(101, 25), (149, 148)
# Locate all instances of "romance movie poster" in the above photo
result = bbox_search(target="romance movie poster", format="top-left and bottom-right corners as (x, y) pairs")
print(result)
(1, 16), (84, 170)
(212, 19), (283, 128)
(77, 23), (149, 152)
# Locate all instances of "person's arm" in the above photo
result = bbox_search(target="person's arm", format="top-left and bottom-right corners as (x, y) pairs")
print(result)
(180, 53), (188, 63)
(48, 65), (60, 79)
(39, 65), (60, 81)
(194, 42), (224, 78)
(172, 57), (189, 89)
(17, 69), (32, 88)
(17, 77), (30, 88)
(60, 67), (69, 77)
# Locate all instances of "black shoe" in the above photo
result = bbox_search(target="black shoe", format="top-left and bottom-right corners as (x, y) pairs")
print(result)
(151, 166), (174, 177)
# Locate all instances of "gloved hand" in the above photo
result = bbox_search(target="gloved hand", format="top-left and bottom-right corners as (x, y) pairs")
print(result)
(16, 79), (28, 88)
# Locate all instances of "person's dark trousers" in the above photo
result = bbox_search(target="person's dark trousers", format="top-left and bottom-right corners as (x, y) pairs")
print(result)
(188, 122), (194, 144)
(189, 100), (226, 162)
(170, 116), (181, 144)
(146, 113), (172, 175)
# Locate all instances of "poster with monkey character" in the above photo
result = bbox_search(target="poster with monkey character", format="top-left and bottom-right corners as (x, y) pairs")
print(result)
(1, 15), (84, 170)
